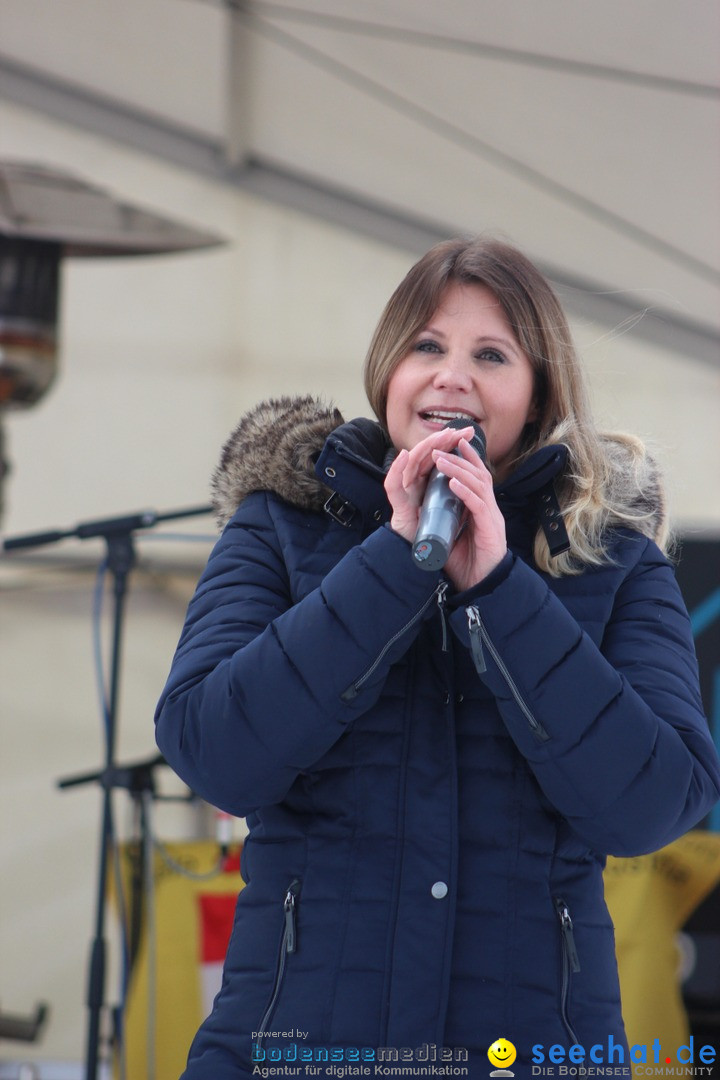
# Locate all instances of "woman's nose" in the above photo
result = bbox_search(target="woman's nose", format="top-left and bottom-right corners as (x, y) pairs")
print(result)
(432, 352), (474, 391)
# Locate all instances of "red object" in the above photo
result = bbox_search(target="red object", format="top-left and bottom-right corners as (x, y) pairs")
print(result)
(198, 894), (237, 964)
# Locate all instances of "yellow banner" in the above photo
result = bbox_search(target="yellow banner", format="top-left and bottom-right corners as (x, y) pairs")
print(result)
(114, 840), (244, 1080)
(605, 830), (720, 1062)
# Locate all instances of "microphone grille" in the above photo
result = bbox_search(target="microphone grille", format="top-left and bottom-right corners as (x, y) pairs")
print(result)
(443, 418), (486, 461)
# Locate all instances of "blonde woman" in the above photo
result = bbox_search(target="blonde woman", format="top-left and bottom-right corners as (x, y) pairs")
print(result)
(156, 237), (720, 1078)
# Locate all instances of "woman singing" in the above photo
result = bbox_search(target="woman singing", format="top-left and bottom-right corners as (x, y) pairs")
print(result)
(155, 237), (720, 1078)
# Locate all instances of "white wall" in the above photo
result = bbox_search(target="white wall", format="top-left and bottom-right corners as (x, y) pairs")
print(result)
(0, 98), (718, 1070)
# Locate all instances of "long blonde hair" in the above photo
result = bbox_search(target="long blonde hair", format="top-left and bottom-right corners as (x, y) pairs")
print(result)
(364, 237), (668, 576)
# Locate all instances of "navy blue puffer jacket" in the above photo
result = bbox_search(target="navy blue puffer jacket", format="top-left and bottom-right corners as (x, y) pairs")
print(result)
(155, 398), (720, 1078)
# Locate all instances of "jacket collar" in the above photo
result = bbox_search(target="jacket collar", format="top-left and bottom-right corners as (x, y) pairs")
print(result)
(495, 445), (570, 556)
(314, 419), (394, 532)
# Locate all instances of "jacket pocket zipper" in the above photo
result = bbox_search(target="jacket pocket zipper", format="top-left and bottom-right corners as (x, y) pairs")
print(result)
(253, 880), (300, 1055)
(341, 583), (446, 702)
(554, 896), (585, 1062)
(466, 606), (550, 742)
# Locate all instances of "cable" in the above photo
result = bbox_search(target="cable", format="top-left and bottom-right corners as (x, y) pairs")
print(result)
(111, 835), (130, 1080)
(152, 834), (226, 880)
(228, 4), (720, 285)
(92, 558), (111, 740)
(144, 792), (158, 1080)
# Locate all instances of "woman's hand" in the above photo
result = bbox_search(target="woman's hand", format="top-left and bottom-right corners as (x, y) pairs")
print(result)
(433, 439), (508, 590)
(384, 427), (508, 591)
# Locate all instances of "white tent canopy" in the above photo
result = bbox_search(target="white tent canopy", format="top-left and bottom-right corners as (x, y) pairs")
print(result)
(1, 0), (718, 365)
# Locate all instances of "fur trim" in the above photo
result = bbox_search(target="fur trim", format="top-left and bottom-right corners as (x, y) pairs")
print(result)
(539, 419), (668, 551)
(599, 432), (668, 547)
(211, 396), (345, 528)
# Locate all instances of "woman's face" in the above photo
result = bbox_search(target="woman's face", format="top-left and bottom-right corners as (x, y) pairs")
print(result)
(385, 281), (538, 481)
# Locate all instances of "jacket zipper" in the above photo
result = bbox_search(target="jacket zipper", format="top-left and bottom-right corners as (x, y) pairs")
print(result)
(466, 606), (550, 742)
(437, 581), (449, 652)
(554, 896), (585, 1069)
(253, 880), (300, 1055)
(341, 583), (447, 701)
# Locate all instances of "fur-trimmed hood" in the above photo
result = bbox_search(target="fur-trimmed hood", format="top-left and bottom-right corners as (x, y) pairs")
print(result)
(211, 396), (348, 528)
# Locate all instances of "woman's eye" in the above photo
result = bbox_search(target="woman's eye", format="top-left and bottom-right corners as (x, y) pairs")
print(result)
(478, 348), (505, 364)
(415, 339), (440, 354)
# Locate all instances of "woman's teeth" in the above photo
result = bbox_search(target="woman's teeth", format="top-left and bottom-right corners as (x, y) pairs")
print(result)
(422, 410), (477, 423)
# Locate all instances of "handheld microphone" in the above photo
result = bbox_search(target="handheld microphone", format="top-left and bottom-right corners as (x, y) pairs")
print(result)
(412, 419), (486, 572)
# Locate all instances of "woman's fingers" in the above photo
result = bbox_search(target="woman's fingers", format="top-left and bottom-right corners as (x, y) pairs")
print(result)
(448, 475), (485, 516)
(432, 440), (491, 493)
(385, 447), (409, 492)
(389, 427), (475, 498)
(435, 440), (504, 535)
(456, 434), (488, 468)
(384, 449), (423, 542)
(386, 428), (484, 546)
(408, 425), (476, 468)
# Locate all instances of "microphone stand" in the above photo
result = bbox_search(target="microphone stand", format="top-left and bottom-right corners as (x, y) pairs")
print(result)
(58, 751), (199, 1078)
(3, 504), (211, 1080)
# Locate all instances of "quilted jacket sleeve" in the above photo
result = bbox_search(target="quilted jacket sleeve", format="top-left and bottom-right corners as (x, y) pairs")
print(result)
(154, 494), (440, 817)
(448, 533), (720, 856)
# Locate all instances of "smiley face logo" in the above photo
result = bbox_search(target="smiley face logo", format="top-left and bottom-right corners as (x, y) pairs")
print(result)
(488, 1038), (517, 1075)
